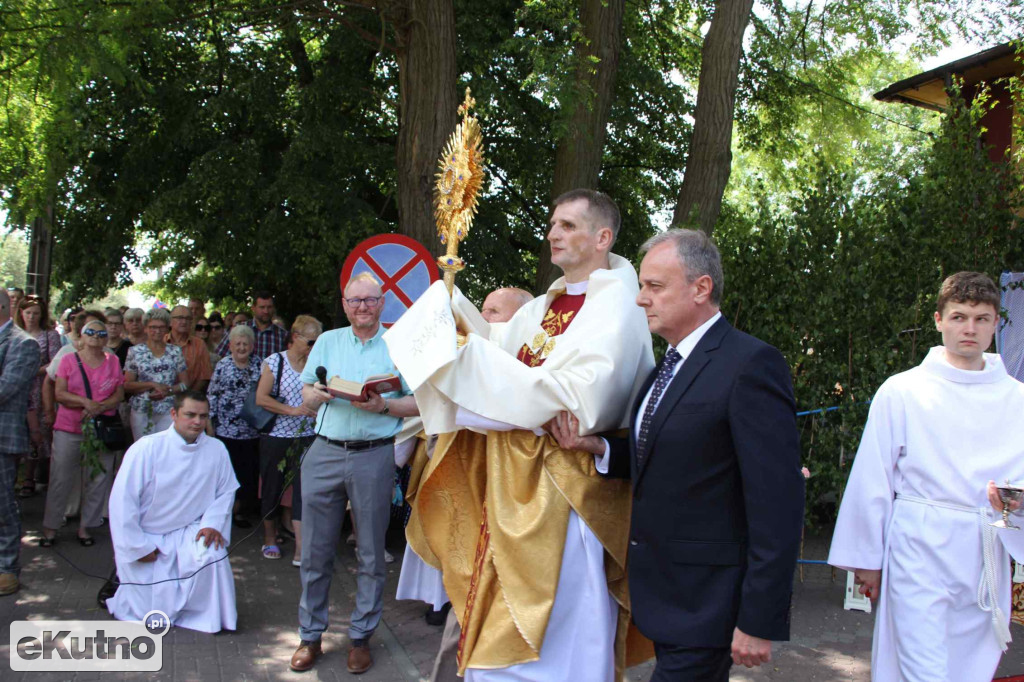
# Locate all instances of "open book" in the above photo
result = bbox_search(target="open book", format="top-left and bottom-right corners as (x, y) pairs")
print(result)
(326, 374), (401, 402)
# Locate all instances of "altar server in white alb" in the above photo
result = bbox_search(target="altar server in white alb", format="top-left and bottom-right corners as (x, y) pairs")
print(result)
(107, 391), (239, 633)
(829, 271), (1024, 681)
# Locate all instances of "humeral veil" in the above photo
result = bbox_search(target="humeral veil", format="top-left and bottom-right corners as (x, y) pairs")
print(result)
(385, 255), (654, 677)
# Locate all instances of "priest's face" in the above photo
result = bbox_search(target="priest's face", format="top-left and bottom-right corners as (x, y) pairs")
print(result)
(934, 301), (998, 370)
(342, 279), (384, 334)
(171, 398), (210, 441)
(637, 241), (715, 347)
(547, 199), (611, 278)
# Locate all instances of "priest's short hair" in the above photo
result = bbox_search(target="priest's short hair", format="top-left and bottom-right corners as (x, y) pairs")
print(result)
(552, 189), (620, 243)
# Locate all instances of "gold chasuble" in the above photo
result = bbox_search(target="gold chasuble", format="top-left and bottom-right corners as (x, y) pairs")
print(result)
(385, 255), (655, 677)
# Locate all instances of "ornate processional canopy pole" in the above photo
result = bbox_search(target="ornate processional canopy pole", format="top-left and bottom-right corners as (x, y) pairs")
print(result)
(434, 88), (486, 296)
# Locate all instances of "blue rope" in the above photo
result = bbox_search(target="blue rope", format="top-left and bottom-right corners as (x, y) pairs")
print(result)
(796, 400), (871, 417)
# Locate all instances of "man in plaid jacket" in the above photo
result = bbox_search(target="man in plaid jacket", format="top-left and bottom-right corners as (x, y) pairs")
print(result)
(0, 288), (42, 596)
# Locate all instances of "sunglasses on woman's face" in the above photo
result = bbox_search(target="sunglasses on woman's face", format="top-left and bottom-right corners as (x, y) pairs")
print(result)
(82, 328), (108, 339)
(194, 324), (211, 332)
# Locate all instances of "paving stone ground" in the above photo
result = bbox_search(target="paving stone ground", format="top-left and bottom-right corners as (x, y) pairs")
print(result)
(2, 493), (1024, 680)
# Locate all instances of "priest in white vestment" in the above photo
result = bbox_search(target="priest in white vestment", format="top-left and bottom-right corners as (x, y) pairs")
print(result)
(107, 392), (239, 634)
(386, 190), (654, 681)
(829, 272), (1024, 682)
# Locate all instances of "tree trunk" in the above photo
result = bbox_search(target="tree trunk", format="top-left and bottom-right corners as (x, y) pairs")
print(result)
(391, 0), (458, 256)
(534, 0), (625, 292)
(670, 0), (754, 235)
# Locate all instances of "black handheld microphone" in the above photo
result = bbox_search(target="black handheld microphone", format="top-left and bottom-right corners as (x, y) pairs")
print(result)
(315, 366), (327, 386)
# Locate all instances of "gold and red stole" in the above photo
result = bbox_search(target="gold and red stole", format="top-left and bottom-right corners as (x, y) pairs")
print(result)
(404, 290), (652, 677)
(516, 292), (585, 367)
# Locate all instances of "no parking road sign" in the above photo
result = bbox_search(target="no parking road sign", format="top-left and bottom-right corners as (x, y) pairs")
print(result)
(340, 234), (440, 328)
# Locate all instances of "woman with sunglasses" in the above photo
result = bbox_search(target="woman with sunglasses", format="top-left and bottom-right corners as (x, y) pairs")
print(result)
(207, 312), (227, 349)
(123, 308), (189, 439)
(40, 319), (125, 546)
(14, 296), (62, 497)
(254, 315), (321, 563)
(194, 315), (222, 370)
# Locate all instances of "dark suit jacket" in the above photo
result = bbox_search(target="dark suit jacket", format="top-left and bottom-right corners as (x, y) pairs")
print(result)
(0, 321), (42, 455)
(606, 316), (804, 648)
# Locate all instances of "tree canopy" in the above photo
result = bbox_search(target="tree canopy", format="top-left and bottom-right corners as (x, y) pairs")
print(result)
(3, 0), (1023, 517)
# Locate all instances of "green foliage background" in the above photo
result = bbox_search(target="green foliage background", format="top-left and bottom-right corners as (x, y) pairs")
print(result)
(2, 0), (1023, 521)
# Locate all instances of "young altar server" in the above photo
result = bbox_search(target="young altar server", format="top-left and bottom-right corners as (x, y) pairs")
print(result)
(829, 271), (1024, 681)
(107, 391), (239, 633)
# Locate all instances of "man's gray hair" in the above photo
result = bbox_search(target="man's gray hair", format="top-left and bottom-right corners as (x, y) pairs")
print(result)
(143, 307), (172, 326)
(641, 228), (724, 305)
(124, 307), (144, 321)
(229, 323), (255, 344)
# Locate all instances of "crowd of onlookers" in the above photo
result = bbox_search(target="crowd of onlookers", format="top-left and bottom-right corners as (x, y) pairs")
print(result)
(5, 287), (331, 566)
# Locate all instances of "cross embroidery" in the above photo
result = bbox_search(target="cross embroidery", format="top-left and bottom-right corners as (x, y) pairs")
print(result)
(636, 347), (682, 466)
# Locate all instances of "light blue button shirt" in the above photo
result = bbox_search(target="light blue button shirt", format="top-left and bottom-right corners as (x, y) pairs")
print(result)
(299, 325), (410, 441)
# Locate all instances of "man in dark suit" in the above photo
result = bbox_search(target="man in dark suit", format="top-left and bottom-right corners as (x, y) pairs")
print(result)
(550, 228), (804, 680)
(0, 288), (42, 596)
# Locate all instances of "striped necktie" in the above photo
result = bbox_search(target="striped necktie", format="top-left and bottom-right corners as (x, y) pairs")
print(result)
(636, 347), (682, 466)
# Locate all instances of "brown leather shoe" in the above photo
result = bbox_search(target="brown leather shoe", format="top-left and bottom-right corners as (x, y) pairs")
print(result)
(289, 640), (322, 672)
(347, 643), (373, 674)
(0, 573), (18, 596)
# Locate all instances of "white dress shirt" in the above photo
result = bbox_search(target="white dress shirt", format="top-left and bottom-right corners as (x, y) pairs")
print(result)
(595, 311), (722, 472)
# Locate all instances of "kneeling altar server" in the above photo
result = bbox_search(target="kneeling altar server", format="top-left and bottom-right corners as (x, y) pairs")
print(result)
(107, 391), (239, 633)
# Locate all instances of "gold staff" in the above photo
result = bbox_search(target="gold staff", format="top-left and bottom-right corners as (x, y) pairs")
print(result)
(435, 88), (486, 296)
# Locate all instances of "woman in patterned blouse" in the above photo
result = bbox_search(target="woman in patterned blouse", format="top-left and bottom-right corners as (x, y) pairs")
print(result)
(207, 324), (262, 528)
(123, 308), (189, 440)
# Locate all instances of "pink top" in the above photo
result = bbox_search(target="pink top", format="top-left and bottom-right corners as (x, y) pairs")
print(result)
(55, 352), (125, 434)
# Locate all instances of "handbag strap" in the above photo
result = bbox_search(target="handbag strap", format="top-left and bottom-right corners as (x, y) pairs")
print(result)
(273, 353), (284, 397)
(73, 352), (94, 400)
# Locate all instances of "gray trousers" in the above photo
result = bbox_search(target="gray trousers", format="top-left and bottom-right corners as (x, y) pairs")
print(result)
(43, 430), (114, 531)
(298, 437), (393, 642)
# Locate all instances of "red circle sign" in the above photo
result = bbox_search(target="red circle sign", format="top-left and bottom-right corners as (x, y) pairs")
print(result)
(340, 234), (440, 328)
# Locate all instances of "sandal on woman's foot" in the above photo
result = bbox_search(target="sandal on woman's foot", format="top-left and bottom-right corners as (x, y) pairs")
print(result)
(261, 545), (282, 559)
(291, 558), (301, 567)
(39, 536), (56, 548)
(78, 536), (95, 547)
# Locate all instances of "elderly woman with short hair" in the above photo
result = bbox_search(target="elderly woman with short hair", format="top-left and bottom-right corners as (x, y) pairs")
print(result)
(123, 308), (189, 439)
(207, 324), (262, 527)
(122, 307), (147, 346)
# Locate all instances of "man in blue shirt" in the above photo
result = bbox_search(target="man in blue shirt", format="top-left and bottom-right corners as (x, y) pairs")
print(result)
(289, 272), (418, 675)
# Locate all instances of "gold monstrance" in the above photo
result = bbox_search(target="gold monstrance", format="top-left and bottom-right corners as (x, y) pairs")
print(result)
(435, 88), (486, 296)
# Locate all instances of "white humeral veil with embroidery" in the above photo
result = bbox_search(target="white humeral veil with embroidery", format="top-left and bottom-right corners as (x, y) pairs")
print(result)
(385, 255), (653, 680)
